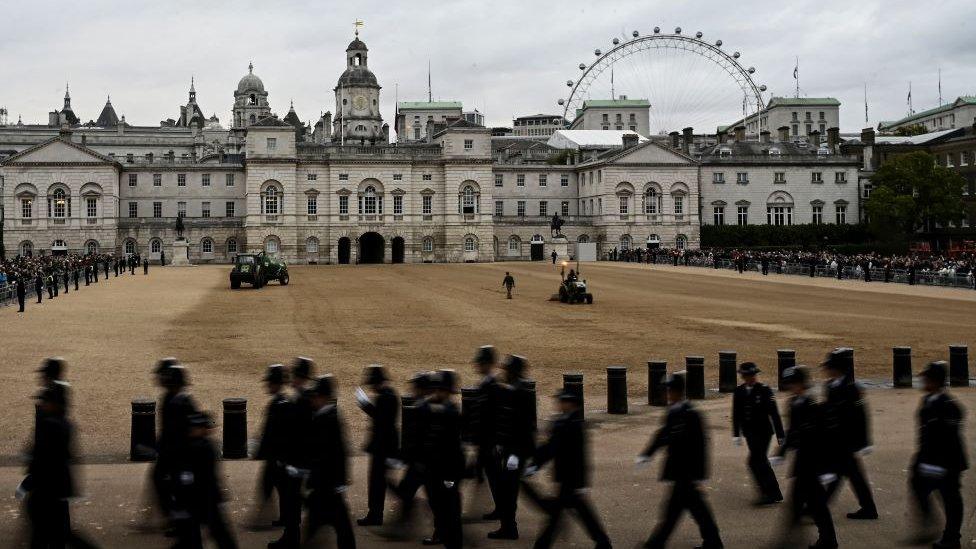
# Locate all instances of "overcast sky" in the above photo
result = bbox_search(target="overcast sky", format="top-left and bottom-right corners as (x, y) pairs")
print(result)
(2, 0), (974, 132)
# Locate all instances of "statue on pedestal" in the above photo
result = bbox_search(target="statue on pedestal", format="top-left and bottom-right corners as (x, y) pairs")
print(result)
(175, 215), (185, 241)
(550, 213), (565, 239)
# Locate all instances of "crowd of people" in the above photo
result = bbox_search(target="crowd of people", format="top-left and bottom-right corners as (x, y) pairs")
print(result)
(0, 252), (149, 312)
(20, 346), (968, 549)
(605, 246), (976, 288)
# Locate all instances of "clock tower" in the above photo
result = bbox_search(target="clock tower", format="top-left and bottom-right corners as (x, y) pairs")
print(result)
(334, 31), (384, 144)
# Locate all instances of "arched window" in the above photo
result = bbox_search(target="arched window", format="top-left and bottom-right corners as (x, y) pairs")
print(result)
(264, 186), (279, 215)
(265, 238), (279, 255)
(361, 185), (377, 215)
(20, 241), (33, 257)
(306, 238), (319, 253)
(508, 236), (521, 253)
(150, 239), (162, 254)
(620, 235), (632, 250)
(201, 238), (214, 254)
(644, 188), (660, 214)
(227, 238), (238, 254)
(52, 188), (67, 218)
(464, 237), (476, 252)
(461, 185), (476, 214)
(249, 114), (256, 124)
(676, 235), (688, 249)
(531, 234), (544, 243)
(422, 237), (434, 252)
(577, 234), (590, 243)
(86, 240), (98, 255)
(124, 240), (136, 255)
(249, 94), (256, 105)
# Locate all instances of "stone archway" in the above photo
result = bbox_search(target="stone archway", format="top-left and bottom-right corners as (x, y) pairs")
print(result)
(337, 237), (351, 264)
(391, 236), (405, 264)
(358, 232), (385, 264)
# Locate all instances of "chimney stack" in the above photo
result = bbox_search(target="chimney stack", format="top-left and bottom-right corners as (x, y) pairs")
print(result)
(623, 133), (640, 149)
(734, 125), (746, 142)
(425, 119), (435, 143)
(760, 130), (771, 144)
(827, 127), (840, 151)
(777, 126), (790, 143)
(860, 127), (875, 146)
(718, 131), (727, 145)
(682, 127), (694, 154)
(669, 131), (680, 149)
(810, 130), (821, 148)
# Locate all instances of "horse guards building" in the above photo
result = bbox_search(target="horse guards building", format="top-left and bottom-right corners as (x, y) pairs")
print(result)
(0, 33), (863, 264)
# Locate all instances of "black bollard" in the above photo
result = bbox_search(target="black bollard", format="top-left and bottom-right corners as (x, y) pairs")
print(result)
(777, 350), (796, 391)
(607, 366), (628, 414)
(523, 379), (538, 429)
(221, 398), (247, 459)
(563, 373), (584, 415)
(460, 387), (479, 444)
(648, 360), (667, 406)
(949, 345), (970, 387)
(718, 351), (737, 393)
(130, 398), (156, 462)
(685, 356), (705, 399)
(893, 347), (913, 388)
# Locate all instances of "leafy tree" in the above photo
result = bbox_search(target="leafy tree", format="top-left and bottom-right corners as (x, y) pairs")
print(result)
(865, 151), (966, 237)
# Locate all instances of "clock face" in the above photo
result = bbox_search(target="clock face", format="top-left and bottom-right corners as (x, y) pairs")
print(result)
(353, 95), (368, 111)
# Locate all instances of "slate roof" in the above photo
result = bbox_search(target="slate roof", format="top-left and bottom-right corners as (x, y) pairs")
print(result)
(250, 115), (293, 128)
(878, 96), (976, 130)
(95, 98), (119, 127)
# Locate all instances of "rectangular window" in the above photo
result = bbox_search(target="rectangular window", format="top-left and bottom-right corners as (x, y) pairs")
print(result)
(86, 198), (96, 218)
(561, 201), (570, 216)
(736, 172), (749, 184)
(307, 173), (317, 181)
(811, 172), (823, 183)
(713, 206), (725, 225)
(393, 195), (403, 215)
(516, 174), (525, 187)
(422, 195), (432, 215)
(22, 198), (33, 219)
(177, 202), (186, 218)
(737, 206), (748, 225)
(464, 139), (473, 150)
(812, 205), (823, 224)
(836, 205), (847, 224)
(494, 201), (503, 216)
(226, 173), (235, 187)
(774, 172), (786, 184)
(389, 173), (401, 182)
(225, 201), (235, 217)
(201, 201), (211, 218)
(673, 196), (684, 215)
(339, 173), (349, 181)
(202, 174), (211, 187)
(619, 196), (628, 214)
(517, 200), (525, 217)
(495, 173), (503, 187)
(791, 124), (798, 136)
(128, 174), (138, 187)
(560, 174), (569, 187)
(339, 195), (349, 215)
(713, 172), (725, 184)
(153, 173), (162, 187)
(835, 171), (847, 183)
(266, 138), (277, 151)
(539, 201), (548, 217)
(422, 174), (432, 181)
(766, 206), (793, 226)
(539, 174), (547, 187)
(307, 196), (317, 215)
(177, 174), (186, 187)
(153, 202), (162, 218)
(128, 202), (138, 218)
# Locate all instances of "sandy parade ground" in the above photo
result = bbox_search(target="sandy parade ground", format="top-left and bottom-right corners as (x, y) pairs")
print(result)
(0, 261), (974, 547)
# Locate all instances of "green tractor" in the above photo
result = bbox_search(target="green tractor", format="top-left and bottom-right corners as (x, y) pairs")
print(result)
(558, 268), (593, 304)
(230, 253), (289, 289)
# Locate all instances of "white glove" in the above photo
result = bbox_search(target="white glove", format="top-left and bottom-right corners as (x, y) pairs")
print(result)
(732, 437), (743, 447)
(818, 473), (837, 487)
(523, 465), (539, 478)
(285, 465), (300, 478)
(443, 481), (455, 489)
(385, 458), (405, 470)
(635, 455), (650, 468)
(918, 463), (947, 479)
(506, 455), (520, 471)
(355, 387), (371, 409)
(335, 485), (348, 494)
(179, 471), (194, 485)
(574, 487), (590, 496)
(15, 482), (28, 501)
(856, 446), (873, 458)
(769, 456), (784, 467)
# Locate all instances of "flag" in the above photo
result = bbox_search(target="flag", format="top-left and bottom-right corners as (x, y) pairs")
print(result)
(793, 66), (798, 80)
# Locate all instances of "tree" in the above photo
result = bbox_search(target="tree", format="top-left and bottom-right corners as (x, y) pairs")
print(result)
(865, 151), (966, 238)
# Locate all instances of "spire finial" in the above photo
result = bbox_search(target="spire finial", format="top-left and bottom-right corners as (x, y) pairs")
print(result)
(354, 19), (364, 38)
(190, 75), (195, 92)
(106, 94), (111, 104)
(248, 61), (253, 74)
(65, 81), (70, 99)
(290, 99), (294, 110)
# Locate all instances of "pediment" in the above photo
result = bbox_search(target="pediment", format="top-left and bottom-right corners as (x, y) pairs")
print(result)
(606, 142), (696, 165)
(2, 138), (118, 165)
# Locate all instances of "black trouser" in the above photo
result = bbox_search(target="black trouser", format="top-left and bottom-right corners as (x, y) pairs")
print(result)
(762, 265), (768, 275)
(36, 287), (43, 303)
(74, 277), (78, 291)
(782, 470), (836, 546)
(274, 466), (302, 546)
(425, 477), (462, 549)
(18, 293), (26, 312)
(646, 481), (722, 549)
(64, 278), (69, 293)
(477, 446), (502, 512)
(824, 452), (876, 513)
(365, 454), (391, 520)
(304, 488), (356, 549)
(746, 432), (782, 500)
(526, 483), (610, 549)
(911, 471), (962, 546)
(28, 494), (98, 549)
(495, 457), (523, 531)
(174, 505), (238, 549)
(85, 272), (90, 285)
(151, 457), (175, 517)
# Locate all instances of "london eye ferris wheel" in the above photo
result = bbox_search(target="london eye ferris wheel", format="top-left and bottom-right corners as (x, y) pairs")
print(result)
(559, 27), (768, 135)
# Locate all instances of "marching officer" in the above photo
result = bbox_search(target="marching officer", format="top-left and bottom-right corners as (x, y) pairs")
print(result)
(303, 375), (356, 549)
(909, 362), (967, 548)
(154, 359), (198, 528)
(255, 364), (295, 546)
(172, 411), (238, 549)
(772, 366), (837, 549)
(502, 272), (515, 299)
(551, 250), (558, 264)
(354, 364), (399, 527)
(16, 272), (26, 312)
(490, 355), (536, 540)
(84, 263), (91, 286)
(384, 372), (432, 539)
(471, 345), (502, 521)
(62, 269), (70, 294)
(113, 258), (119, 277)
(34, 271), (44, 304)
(418, 370), (464, 549)
(638, 374), (723, 549)
(732, 361), (785, 505)
(821, 350), (878, 520)
(47, 272), (56, 299)
(73, 266), (79, 291)
(144, 257), (149, 275)
(524, 389), (611, 549)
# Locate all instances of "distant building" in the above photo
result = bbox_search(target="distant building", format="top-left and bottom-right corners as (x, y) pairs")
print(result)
(512, 114), (567, 138)
(463, 110), (485, 127)
(490, 127), (512, 137)
(878, 96), (976, 134)
(394, 101), (463, 142)
(568, 97), (651, 137)
(725, 97), (840, 140)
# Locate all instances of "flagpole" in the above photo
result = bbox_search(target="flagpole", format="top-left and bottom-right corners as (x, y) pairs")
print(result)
(794, 56), (799, 98)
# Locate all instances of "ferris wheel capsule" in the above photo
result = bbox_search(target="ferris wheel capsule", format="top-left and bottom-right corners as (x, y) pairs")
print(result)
(674, 27), (682, 34)
(579, 63), (586, 70)
(632, 30), (639, 38)
(696, 31), (703, 38)
(759, 84), (767, 92)
(733, 52), (741, 59)
(557, 98), (565, 106)
(566, 80), (574, 87)
(748, 67), (756, 74)
(594, 49), (602, 56)
(653, 27), (660, 33)
(612, 38), (620, 45)
(715, 40), (723, 47)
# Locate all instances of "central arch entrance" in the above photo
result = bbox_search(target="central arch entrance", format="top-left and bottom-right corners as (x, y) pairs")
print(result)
(337, 237), (351, 264)
(391, 237), (405, 263)
(358, 232), (385, 264)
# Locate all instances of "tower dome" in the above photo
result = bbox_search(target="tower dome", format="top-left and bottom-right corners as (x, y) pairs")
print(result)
(237, 62), (265, 93)
(232, 62), (271, 128)
(333, 31), (383, 143)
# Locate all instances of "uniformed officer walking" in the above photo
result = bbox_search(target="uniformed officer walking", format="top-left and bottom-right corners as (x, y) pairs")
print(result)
(153, 359), (198, 531)
(523, 389), (611, 549)
(73, 267), (79, 291)
(732, 362), (784, 505)
(382, 372), (431, 540)
(489, 354), (536, 540)
(144, 258), (149, 275)
(16, 273), (27, 312)
(820, 350), (878, 520)
(418, 370), (464, 549)
(355, 364), (399, 527)
(303, 375), (356, 549)
(471, 345), (502, 521)
(254, 364), (295, 546)
(909, 362), (968, 548)
(638, 373), (723, 549)
(35, 271), (44, 303)
(502, 272), (515, 299)
(772, 366), (837, 549)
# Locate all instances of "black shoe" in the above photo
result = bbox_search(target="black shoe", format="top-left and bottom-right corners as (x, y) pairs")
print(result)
(357, 516), (383, 527)
(422, 537), (442, 546)
(752, 496), (782, 506)
(271, 519), (284, 528)
(846, 508), (878, 520)
(487, 527), (519, 540)
(482, 510), (500, 521)
(932, 542), (961, 549)
(809, 542), (838, 549)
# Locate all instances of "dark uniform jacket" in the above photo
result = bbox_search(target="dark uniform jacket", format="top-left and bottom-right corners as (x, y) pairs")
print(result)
(28, 412), (76, 499)
(418, 399), (465, 482)
(822, 377), (870, 455)
(174, 437), (224, 517)
(496, 379), (536, 459)
(289, 391), (314, 468)
(641, 400), (709, 482)
(534, 409), (588, 489)
(362, 386), (399, 456)
(472, 375), (500, 450)
(399, 395), (421, 464)
(307, 405), (348, 490)
(159, 392), (198, 461)
(914, 392), (968, 473)
(732, 383), (785, 439)
(255, 392), (294, 463)
(779, 395), (826, 477)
